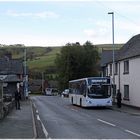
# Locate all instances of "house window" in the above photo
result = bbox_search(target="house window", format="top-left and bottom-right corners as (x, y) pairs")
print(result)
(114, 62), (118, 75)
(124, 85), (129, 100)
(124, 60), (129, 74)
(109, 64), (112, 76)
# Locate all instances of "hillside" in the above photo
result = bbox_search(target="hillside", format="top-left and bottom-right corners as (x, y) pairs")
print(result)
(27, 47), (61, 71)
(0, 43), (123, 72)
(96, 44), (123, 52)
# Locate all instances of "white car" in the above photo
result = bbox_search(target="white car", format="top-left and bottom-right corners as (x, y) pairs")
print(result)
(61, 89), (69, 97)
(45, 88), (58, 96)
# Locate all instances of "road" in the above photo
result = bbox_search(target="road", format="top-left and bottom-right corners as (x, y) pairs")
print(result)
(31, 95), (140, 139)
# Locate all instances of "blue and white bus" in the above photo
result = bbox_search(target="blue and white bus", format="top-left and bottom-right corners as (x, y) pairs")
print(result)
(69, 77), (112, 107)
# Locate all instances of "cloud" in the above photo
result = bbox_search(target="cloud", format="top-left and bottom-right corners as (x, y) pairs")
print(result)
(83, 29), (96, 37)
(116, 20), (140, 32)
(6, 10), (60, 19)
(83, 20), (109, 38)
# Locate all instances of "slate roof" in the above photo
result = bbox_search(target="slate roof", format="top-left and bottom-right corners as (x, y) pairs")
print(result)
(101, 50), (119, 67)
(0, 59), (24, 74)
(117, 34), (140, 60)
(3, 75), (22, 82)
(101, 34), (140, 66)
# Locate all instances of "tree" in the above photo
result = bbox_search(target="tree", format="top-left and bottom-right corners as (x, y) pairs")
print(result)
(55, 41), (100, 90)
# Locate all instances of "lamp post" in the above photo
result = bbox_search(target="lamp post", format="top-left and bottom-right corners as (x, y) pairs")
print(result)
(42, 72), (44, 94)
(108, 12), (115, 101)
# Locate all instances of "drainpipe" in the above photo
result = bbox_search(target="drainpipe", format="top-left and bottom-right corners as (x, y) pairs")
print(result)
(118, 62), (120, 90)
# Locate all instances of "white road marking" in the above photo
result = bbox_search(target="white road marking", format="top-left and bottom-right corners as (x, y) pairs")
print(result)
(71, 108), (78, 112)
(36, 114), (40, 121)
(36, 114), (49, 138)
(33, 102), (36, 108)
(40, 120), (49, 138)
(97, 119), (116, 127)
(125, 129), (140, 137)
(36, 110), (39, 113)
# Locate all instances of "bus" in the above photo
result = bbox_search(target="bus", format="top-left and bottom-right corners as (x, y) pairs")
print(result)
(69, 77), (112, 107)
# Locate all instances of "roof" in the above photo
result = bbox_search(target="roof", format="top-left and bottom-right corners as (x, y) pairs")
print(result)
(0, 75), (22, 82)
(101, 50), (119, 67)
(117, 34), (140, 60)
(0, 59), (24, 74)
(101, 34), (140, 66)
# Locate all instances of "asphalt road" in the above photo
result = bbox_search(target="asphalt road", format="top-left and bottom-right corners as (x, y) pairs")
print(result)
(31, 95), (140, 139)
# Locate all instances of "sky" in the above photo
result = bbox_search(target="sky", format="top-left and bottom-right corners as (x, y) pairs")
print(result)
(0, 0), (140, 46)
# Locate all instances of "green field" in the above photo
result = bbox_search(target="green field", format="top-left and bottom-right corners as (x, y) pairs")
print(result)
(27, 47), (61, 70)
(96, 44), (123, 53)
(0, 43), (123, 72)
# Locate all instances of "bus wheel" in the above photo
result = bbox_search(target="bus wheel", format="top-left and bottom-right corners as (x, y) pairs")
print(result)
(80, 99), (82, 107)
(71, 97), (73, 105)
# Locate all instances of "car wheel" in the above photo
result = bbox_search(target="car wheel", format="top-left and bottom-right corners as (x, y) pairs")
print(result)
(80, 98), (82, 107)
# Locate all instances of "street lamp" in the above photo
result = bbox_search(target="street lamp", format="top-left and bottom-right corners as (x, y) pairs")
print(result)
(42, 72), (44, 94)
(108, 12), (115, 100)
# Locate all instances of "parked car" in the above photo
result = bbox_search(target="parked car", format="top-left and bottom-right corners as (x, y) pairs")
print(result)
(45, 88), (58, 96)
(61, 89), (69, 97)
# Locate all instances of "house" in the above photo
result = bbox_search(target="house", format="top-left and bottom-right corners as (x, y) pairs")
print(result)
(29, 79), (43, 93)
(29, 79), (50, 94)
(0, 55), (26, 100)
(101, 34), (140, 108)
(29, 79), (58, 94)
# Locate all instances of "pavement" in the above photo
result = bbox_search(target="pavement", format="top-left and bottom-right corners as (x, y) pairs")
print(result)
(0, 98), (140, 139)
(0, 99), (35, 139)
(111, 103), (140, 116)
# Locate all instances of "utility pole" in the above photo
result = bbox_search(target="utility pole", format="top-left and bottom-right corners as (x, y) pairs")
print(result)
(24, 46), (28, 99)
(42, 72), (44, 94)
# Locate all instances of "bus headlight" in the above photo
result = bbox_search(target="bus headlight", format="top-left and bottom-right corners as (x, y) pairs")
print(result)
(107, 100), (111, 103)
(86, 100), (92, 104)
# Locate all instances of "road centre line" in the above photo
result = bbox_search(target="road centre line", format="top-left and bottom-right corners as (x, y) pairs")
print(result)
(97, 119), (116, 127)
(125, 129), (140, 137)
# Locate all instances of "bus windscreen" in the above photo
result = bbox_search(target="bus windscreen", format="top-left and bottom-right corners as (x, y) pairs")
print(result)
(88, 85), (111, 98)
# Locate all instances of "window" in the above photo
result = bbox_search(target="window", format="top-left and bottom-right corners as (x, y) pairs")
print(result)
(124, 60), (129, 74)
(109, 64), (112, 76)
(124, 85), (129, 100)
(114, 62), (118, 75)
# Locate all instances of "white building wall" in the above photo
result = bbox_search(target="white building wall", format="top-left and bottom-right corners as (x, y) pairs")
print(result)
(121, 58), (140, 107)
(118, 57), (140, 107)
(106, 57), (140, 107)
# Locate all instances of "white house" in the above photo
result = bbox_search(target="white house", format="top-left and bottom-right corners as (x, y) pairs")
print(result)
(101, 34), (140, 108)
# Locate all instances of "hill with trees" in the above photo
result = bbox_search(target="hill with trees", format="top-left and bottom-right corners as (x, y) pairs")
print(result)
(0, 43), (123, 85)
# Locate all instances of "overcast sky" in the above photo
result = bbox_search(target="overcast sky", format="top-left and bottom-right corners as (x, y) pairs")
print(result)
(0, 0), (139, 46)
